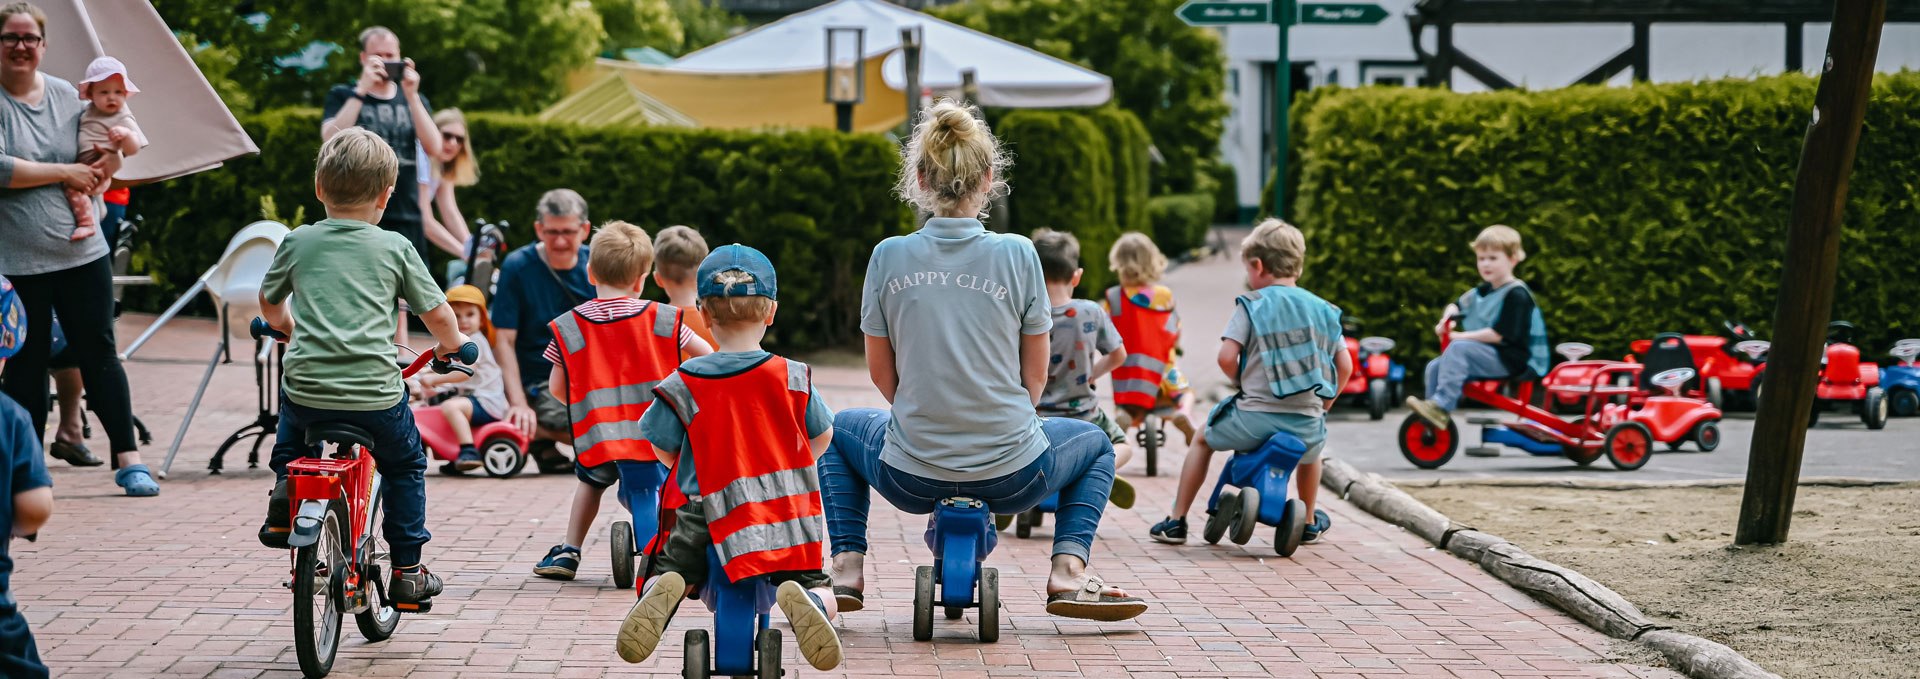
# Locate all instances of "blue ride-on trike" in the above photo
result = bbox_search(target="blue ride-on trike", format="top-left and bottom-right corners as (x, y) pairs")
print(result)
(1201, 432), (1310, 557)
(914, 497), (1001, 642)
(1887, 340), (1920, 417)
(609, 461), (669, 589)
(673, 545), (788, 679)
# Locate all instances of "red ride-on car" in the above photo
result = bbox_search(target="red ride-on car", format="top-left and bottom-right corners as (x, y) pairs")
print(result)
(1596, 368), (1723, 452)
(1621, 322), (1765, 409)
(1338, 336), (1404, 420)
(1540, 342), (1624, 413)
(1753, 321), (1887, 429)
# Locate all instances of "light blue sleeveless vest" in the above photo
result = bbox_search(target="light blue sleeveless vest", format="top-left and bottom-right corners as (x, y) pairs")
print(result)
(1457, 280), (1551, 378)
(1237, 285), (1345, 399)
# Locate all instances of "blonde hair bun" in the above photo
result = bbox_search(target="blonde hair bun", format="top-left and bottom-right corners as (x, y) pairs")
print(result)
(896, 100), (1009, 216)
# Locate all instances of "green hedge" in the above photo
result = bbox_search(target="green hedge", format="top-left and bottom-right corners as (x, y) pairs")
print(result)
(997, 109), (1120, 292)
(1087, 107), (1152, 236)
(1147, 192), (1215, 257)
(126, 109), (912, 351)
(1292, 73), (1920, 368)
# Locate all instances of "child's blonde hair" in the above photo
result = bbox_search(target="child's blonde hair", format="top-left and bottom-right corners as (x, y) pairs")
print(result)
(1472, 224), (1526, 262)
(1108, 232), (1167, 287)
(654, 225), (709, 282)
(314, 128), (398, 208)
(431, 108), (479, 187)
(702, 271), (774, 326)
(1242, 219), (1306, 278)
(588, 221), (654, 289)
(896, 100), (1008, 215)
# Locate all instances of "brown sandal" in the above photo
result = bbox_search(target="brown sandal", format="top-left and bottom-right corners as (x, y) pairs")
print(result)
(1044, 576), (1147, 621)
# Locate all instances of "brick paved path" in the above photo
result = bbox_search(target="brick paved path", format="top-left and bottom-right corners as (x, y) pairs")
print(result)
(13, 250), (1681, 677)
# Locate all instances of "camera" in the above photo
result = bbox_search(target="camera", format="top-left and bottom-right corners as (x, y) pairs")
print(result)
(383, 59), (406, 83)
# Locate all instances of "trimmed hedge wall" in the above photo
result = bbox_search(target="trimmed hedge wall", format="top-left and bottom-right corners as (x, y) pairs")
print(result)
(997, 109), (1121, 293)
(1292, 73), (1920, 368)
(126, 109), (912, 351)
(1147, 192), (1215, 257)
(1087, 107), (1153, 237)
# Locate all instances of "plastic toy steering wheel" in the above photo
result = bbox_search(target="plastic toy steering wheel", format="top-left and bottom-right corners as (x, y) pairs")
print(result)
(1734, 340), (1771, 362)
(1724, 319), (1755, 342)
(1827, 320), (1857, 345)
(1892, 340), (1920, 363)
(1359, 337), (1395, 354)
(1651, 368), (1696, 395)
(1555, 342), (1593, 362)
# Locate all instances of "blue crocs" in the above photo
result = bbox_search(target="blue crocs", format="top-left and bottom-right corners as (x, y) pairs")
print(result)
(115, 464), (161, 497)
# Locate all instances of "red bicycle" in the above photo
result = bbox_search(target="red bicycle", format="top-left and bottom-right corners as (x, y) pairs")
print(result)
(251, 318), (475, 677)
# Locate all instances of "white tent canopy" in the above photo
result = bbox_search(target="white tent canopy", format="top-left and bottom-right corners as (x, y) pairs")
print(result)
(672, 0), (1111, 108)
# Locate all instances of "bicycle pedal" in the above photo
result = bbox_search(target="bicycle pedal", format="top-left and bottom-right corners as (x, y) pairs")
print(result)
(1464, 446), (1502, 458)
(394, 599), (433, 613)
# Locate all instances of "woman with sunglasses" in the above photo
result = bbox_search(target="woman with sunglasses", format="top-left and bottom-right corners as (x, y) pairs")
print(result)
(419, 108), (478, 262)
(0, 2), (159, 496)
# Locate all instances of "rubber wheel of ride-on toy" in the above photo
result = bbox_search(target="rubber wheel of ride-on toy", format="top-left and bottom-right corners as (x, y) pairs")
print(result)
(1398, 415), (1459, 470)
(1203, 490), (1236, 545)
(682, 629), (710, 679)
(1604, 422), (1654, 471)
(1275, 499), (1307, 558)
(1864, 387), (1888, 430)
(610, 521), (635, 590)
(1567, 446), (1603, 467)
(1142, 413), (1163, 477)
(1692, 420), (1721, 452)
(756, 627), (781, 679)
(1367, 378), (1389, 420)
(1706, 378), (1725, 410)
(355, 492), (400, 642)
(1231, 487), (1261, 545)
(1892, 389), (1920, 418)
(481, 438), (525, 478)
(945, 606), (964, 620)
(1013, 511), (1033, 539)
(979, 568), (1001, 643)
(912, 565), (935, 641)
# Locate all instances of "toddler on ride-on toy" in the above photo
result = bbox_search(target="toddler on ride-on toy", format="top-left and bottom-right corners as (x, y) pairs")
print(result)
(618, 245), (843, 673)
(256, 128), (471, 610)
(407, 284), (515, 474)
(1104, 233), (1198, 456)
(1405, 225), (1550, 430)
(1149, 220), (1351, 547)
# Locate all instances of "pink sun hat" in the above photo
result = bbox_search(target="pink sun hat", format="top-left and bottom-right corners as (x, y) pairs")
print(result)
(77, 56), (141, 99)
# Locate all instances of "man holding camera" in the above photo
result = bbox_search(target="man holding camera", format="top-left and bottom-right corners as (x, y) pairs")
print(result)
(320, 26), (443, 267)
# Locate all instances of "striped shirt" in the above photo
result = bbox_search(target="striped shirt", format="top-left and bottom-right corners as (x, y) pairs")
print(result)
(542, 298), (702, 364)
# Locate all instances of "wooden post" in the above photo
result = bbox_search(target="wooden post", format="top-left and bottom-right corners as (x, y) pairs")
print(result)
(901, 26), (923, 128)
(1736, 0), (1886, 545)
(1630, 21), (1650, 81)
(1786, 21), (1805, 72)
(960, 68), (979, 105)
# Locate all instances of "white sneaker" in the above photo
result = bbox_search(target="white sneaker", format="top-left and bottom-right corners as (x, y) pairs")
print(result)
(616, 571), (684, 663)
(776, 581), (843, 670)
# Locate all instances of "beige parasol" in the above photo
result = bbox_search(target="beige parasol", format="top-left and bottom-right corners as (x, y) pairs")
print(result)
(34, 0), (258, 183)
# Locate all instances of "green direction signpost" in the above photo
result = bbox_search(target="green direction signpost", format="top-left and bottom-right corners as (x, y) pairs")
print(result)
(1175, 0), (1385, 217)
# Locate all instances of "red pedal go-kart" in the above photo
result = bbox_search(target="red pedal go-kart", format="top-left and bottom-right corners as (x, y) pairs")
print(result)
(1752, 321), (1887, 429)
(1338, 336), (1404, 420)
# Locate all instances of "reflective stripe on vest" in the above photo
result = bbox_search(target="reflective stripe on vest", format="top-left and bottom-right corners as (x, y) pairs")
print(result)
(1105, 286), (1180, 409)
(551, 302), (682, 467)
(660, 355), (823, 580)
(1238, 286), (1344, 400)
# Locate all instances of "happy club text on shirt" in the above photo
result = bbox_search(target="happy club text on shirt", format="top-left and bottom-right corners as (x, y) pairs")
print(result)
(883, 270), (1011, 301)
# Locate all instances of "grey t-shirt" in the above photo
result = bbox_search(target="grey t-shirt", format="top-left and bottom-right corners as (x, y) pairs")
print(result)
(0, 75), (108, 276)
(640, 351), (834, 498)
(860, 218), (1051, 482)
(1038, 299), (1121, 418)
(1223, 304), (1329, 416)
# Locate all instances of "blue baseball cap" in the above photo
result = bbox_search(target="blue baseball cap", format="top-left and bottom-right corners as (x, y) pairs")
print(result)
(0, 275), (25, 361)
(697, 244), (778, 301)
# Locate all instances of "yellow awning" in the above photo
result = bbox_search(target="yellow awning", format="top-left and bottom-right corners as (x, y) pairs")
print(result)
(552, 53), (907, 133)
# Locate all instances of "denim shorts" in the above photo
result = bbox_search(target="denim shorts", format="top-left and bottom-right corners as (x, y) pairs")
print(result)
(1204, 396), (1326, 464)
(467, 396), (499, 427)
(574, 459), (621, 488)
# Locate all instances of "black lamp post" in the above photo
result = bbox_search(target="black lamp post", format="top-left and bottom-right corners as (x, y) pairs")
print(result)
(825, 26), (865, 132)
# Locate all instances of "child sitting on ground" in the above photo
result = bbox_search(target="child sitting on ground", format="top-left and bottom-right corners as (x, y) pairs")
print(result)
(532, 221), (713, 581)
(67, 57), (149, 241)
(1149, 220), (1350, 546)
(257, 128), (471, 610)
(1404, 225), (1550, 429)
(1103, 232), (1196, 444)
(618, 244), (841, 671)
(1031, 229), (1137, 501)
(0, 276), (55, 679)
(408, 285), (507, 472)
(652, 225), (717, 348)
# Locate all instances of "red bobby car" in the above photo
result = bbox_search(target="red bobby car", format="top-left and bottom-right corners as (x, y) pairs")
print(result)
(413, 396), (531, 478)
(1752, 320), (1887, 429)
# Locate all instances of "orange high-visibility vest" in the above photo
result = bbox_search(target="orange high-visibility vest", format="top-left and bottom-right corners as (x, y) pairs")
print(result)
(1106, 286), (1179, 410)
(550, 302), (682, 467)
(652, 355), (823, 581)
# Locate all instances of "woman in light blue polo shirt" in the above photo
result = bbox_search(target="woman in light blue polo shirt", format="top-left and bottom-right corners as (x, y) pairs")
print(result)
(818, 101), (1148, 622)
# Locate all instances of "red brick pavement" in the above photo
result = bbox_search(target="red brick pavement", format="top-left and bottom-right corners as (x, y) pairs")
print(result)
(11, 304), (1680, 678)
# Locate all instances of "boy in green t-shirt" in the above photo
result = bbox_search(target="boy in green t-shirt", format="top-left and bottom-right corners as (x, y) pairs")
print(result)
(255, 128), (471, 610)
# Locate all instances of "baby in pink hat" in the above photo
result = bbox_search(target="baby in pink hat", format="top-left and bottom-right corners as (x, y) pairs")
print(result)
(67, 56), (149, 242)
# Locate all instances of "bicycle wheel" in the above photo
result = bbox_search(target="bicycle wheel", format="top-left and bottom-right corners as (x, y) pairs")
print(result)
(294, 501), (346, 678)
(355, 486), (400, 642)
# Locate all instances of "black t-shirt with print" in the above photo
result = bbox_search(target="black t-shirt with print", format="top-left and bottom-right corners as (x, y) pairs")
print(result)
(322, 84), (429, 225)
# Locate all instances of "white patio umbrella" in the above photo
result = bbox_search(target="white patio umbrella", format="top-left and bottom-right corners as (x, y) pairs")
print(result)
(36, 0), (259, 182)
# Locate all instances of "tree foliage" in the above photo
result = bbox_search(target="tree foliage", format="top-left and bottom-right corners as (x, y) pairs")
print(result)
(998, 110), (1121, 293)
(931, 0), (1229, 194)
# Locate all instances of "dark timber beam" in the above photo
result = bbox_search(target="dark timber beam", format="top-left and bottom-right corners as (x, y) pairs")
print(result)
(1576, 49), (1635, 85)
(1414, 0), (1917, 24)
(1736, 0), (1887, 545)
(1787, 21), (1806, 72)
(1631, 21), (1651, 81)
(1451, 47), (1517, 90)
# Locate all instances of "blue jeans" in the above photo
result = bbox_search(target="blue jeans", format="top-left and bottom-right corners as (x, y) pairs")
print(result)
(818, 408), (1114, 563)
(0, 604), (46, 679)
(1424, 339), (1512, 411)
(270, 394), (431, 566)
